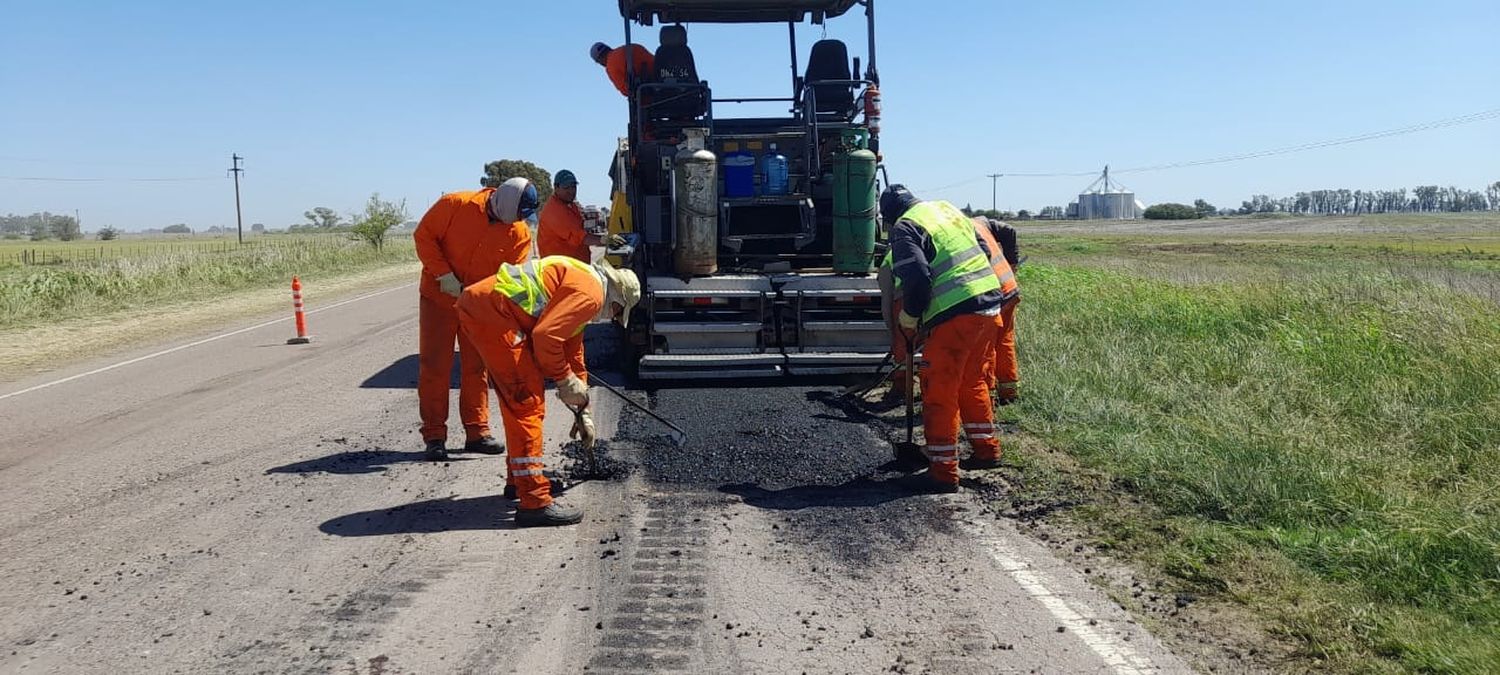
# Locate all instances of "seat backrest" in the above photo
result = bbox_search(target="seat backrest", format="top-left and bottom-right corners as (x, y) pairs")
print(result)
(651, 25), (706, 120)
(654, 25), (697, 84)
(805, 39), (853, 115)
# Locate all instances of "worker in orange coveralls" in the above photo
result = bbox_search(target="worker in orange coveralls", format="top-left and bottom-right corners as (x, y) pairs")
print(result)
(591, 41), (655, 97)
(536, 169), (626, 262)
(456, 257), (641, 527)
(971, 217), (1022, 405)
(880, 185), (1007, 493)
(413, 177), (537, 462)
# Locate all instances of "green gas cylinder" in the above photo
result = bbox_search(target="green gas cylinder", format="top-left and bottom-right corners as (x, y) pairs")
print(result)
(832, 129), (878, 274)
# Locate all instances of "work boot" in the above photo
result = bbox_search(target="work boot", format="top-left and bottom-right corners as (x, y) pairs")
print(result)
(462, 435), (504, 455)
(515, 502), (584, 528)
(896, 472), (960, 495)
(504, 479), (566, 501)
(961, 455), (1003, 470)
(423, 439), (449, 462)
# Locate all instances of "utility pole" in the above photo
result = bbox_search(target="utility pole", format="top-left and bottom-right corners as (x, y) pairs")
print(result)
(986, 173), (1002, 213)
(229, 154), (245, 244)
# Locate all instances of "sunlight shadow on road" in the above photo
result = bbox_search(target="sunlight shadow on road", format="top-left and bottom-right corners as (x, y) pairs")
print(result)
(320, 495), (518, 535)
(266, 450), (476, 475)
(719, 478), (921, 511)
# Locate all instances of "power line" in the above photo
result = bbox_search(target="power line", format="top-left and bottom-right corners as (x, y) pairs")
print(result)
(0, 175), (220, 182)
(922, 104), (1500, 193)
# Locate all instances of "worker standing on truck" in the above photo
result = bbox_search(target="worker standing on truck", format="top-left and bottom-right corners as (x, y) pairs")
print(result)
(880, 185), (1008, 492)
(591, 41), (654, 97)
(971, 217), (1022, 405)
(537, 169), (625, 262)
(457, 256), (641, 527)
(413, 178), (537, 462)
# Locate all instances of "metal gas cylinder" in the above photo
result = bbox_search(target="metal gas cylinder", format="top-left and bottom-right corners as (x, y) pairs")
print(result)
(832, 128), (878, 274)
(672, 130), (719, 276)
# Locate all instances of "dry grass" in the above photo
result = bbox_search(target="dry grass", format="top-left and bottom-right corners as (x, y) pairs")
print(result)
(0, 262), (420, 383)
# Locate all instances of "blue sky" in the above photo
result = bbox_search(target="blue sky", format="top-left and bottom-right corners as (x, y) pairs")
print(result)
(2, 0), (1497, 230)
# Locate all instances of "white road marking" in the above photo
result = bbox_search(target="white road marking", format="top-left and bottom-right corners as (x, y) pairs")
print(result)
(0, 283), (415, 403)
(960, 517), (1168, 674)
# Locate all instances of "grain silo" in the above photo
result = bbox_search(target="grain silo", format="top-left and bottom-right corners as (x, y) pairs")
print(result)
(1075, 166), (1142, 219)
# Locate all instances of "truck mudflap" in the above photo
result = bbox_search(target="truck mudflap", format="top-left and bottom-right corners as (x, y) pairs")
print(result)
(639, 273), (887, 379)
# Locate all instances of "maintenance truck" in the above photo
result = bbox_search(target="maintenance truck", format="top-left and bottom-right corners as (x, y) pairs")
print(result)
(608, 0), (890, 380)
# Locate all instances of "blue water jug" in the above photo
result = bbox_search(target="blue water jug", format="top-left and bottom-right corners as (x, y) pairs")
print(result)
(761, 143), (789, 195)
(723, 150), (756, 198)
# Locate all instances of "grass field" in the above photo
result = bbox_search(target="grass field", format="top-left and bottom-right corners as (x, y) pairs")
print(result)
(998, 213), (1499, 673)
(0, 234), (416, 331)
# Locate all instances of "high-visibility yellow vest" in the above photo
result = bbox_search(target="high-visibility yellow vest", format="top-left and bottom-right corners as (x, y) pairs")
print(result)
(494, 255), (600, 323)
(881, 201), (1001, 322)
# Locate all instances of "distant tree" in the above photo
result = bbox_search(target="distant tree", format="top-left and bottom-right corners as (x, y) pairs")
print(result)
(1039, 205), (1065, 219)
(1192, 199), (1217, 218)
(251, 223), (265, 233)
(163, 223), (192, 234)
(1487, 181), (1500, 210)
(0, 214), (28, 237)
(1143, 203), (1201, 220)
(97, 226), (119, 241)
(961, 204), (975, 217)
(349, 193), (407, 250)
(481, 159), (552, 204)
(28, 218), (49, 240)
(304, 207), (343, 229)
(1015, 209), (1032, 220)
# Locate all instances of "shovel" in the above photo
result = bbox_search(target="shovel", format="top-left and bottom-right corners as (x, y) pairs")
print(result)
(892, 330), (926, 468)
(839, 351), (895, 398)
(590, 376), (688, 446)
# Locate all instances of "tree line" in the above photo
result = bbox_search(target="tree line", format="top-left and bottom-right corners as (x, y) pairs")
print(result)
(1, 212), (82, 241)
(1239, 181), (1500, 215)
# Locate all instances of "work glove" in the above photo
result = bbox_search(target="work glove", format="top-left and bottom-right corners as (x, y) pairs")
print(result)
(557, 373), (590, 408)
(569, 408), (597, 449)
(897, 311), (920, 331)
(607, 233), (628, 249)
(436, 272), (463, 298)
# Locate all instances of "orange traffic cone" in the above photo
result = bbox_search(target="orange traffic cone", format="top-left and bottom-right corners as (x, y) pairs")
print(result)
(286, 276), (313, 345)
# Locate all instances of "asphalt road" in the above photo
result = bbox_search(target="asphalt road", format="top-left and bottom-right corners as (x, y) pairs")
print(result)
(0, 279), (1192, 674)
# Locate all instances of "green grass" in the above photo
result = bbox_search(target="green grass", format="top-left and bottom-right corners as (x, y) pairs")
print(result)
(0, 235), (415, 330)
(1006, 243), (1500, 672)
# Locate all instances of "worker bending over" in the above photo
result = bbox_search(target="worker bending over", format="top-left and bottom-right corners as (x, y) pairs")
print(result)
(537, 169), (625, 261)
(414, 178), (537, 461)
(971, 217), (1022, 404)
(881, 216), (1023, 404)
(456, 256), (641, 527)
(881, 185), (1007, 493)
(591, 42), (654, 97)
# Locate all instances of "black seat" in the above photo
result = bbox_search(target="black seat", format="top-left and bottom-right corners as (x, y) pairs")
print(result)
(650, 25), (707, 120)
(805, 39), (854, 116)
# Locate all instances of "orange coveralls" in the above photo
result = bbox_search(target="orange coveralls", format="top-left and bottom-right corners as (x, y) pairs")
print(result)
(971, 219), (1021, 401)
(413, 189), (532, 444)
(455, 261), (602, 510)
(537, 194), (590, 262)
(607, 44), (655, 97)
(922, 312), (1002, 483)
